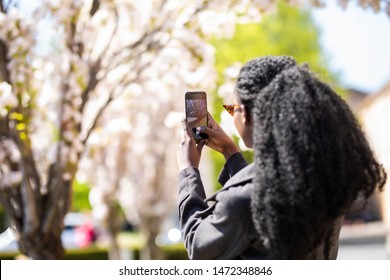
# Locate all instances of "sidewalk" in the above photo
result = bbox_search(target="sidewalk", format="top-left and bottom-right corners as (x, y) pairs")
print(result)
(338, 222), (389, 259)
(339, 221), (388, 245)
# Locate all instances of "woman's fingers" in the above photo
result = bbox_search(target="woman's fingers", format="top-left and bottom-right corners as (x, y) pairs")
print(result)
(197, 126), (217, 137)
(181, 118), (193, 141)
(207, 112), (217, 127)
(196, 139), (207, 153)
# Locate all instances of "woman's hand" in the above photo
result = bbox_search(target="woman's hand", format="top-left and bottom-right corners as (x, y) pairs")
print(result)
(177, 119), (207, 171)
(200, 112), (239, 160)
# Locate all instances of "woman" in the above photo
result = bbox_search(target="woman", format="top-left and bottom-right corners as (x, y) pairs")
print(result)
(176, 56), (386, 259)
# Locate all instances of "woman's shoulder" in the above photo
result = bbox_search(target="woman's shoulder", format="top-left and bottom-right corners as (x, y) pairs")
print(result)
(222, 163), (256, 189)
(215, 163), (256, 206)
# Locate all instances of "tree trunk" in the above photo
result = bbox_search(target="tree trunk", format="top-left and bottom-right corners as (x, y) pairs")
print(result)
(7, 163), (72, 260)
(140, 228), (163, 260)
(106, 203), (121, 260)
(0, 162), (71, 259)
(18, 230), (64, 259)
(107, 232), (121, 260)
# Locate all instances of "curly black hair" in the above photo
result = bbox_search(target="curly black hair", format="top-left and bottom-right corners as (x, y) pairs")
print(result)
(236, 56), (387, 259)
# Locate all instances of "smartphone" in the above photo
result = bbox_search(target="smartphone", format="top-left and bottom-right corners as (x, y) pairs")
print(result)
(185, 91), (208, 143)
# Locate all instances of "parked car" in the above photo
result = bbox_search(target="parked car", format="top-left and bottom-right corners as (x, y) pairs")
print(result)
(0, 212), (98, 253)
(62, 212), (98, 248)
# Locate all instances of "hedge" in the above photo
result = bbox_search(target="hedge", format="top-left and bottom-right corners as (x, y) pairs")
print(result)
(0, 243), (188, 260)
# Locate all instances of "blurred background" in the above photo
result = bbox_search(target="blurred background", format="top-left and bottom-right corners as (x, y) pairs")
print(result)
(0, 0), (389, 260)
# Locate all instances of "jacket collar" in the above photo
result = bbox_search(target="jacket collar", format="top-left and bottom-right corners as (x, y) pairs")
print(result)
(223, 163), (255, 189)
(206, 163), (255, 202)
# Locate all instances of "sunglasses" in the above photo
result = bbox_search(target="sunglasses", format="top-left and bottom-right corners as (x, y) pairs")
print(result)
(223, 104), (241, 116)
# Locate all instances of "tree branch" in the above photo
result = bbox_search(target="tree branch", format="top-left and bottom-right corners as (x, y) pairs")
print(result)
(79, 62), (100, 115)
(90, 0), (100, 16)
(106, 0), (208, 72)
(80, 59), (150, 146)
(80, 8), (120, 115)
(0, 117), (10, 137)
(105, 26), (163, 72)
(77, 4), (121, 125)
(20, 174), (39, 236)
(12, 138), (41, 236)
(7, 116), (42, 198)
(81, 95), (113, 146)
(42, 167), (72, 235)
(0, 39), (11, 83)
(0, 189), (23, 232)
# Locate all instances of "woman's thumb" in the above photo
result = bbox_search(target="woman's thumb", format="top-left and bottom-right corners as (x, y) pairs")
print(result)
(197, 139), (207, 153)
(199, 126), (216, 137)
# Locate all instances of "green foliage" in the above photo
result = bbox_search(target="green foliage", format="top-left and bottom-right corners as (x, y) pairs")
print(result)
(213, 2), (335, 80)
(0, 205), (6, 232)
(117, 232), (188, 259)
(129, 244), (188, 260)
(210, 1), (339, 190)
(0, 247), (108, 260)
(0, 237), (188, 260)
(159, 243), (188, 260)
(64, 246), (109, 260)
(0, 251), (17, 260)
(71, 180), (91, 212)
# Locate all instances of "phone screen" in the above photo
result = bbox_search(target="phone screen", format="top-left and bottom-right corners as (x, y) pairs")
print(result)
(185, 91), (208, 142)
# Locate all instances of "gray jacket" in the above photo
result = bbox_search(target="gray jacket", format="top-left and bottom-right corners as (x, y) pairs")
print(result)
(178, 153), (343, 259)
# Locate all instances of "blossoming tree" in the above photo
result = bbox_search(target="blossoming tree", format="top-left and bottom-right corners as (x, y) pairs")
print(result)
(0, 0), (266, 259)
(0, 0), (388, 260)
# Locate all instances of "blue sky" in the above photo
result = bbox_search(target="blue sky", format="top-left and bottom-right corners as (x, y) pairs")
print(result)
(312, 1), (390, 93)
